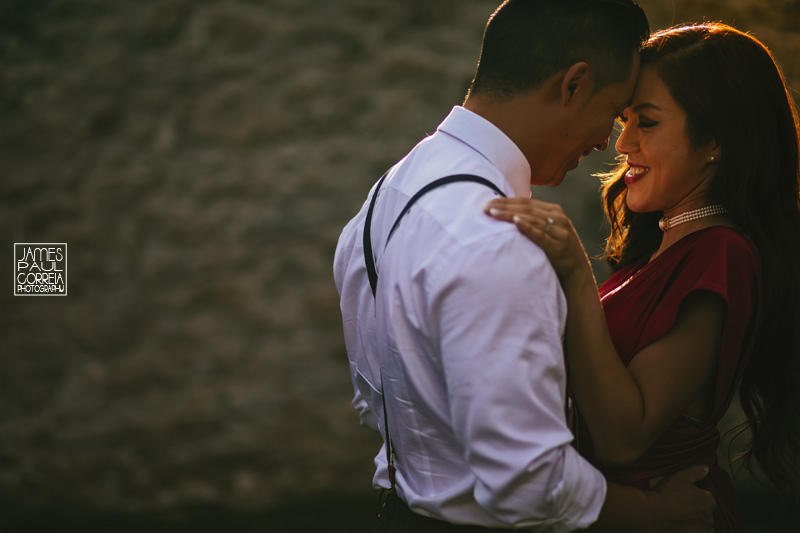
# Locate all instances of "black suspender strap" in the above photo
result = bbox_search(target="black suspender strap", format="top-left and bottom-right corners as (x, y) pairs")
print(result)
(381, 381), (397, 488)
(363, 172), (390, 299)
(361, 172), (507, 490)
(386, 175), (506, 244)
(363, 174), (506, 297)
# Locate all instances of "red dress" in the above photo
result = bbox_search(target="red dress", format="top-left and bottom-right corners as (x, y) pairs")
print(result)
(583, 227), (762, 531)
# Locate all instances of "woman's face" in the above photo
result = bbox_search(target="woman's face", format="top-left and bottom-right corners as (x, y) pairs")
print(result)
(616, 65), (719, 216)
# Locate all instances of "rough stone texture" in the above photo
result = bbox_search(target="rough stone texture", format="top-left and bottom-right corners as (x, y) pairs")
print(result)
(0, 0), (798, 531)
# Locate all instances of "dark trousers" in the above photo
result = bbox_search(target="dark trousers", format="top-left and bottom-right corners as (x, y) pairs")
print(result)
(373, 490), (511, 532)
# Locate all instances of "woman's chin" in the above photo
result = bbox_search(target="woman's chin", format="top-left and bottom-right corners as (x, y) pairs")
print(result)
(624, 198), (648, 214)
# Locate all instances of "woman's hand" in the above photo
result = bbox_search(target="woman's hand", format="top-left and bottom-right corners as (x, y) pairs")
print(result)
(483, 197), (594, 288)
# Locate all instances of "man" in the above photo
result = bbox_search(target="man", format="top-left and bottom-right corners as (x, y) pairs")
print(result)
(334, 1), (715, 530)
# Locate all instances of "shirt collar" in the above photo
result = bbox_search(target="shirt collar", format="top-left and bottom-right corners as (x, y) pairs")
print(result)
(436, 106), (532, 198)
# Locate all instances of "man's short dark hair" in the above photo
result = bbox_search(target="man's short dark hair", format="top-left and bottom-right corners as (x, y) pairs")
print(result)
(468, 0), (650, 100)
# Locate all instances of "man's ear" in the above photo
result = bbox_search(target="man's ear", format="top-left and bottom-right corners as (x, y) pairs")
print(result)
(560, 62), (591, 106)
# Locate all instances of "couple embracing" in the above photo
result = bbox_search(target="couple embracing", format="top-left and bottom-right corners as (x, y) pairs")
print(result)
(334, 1), (800, 531)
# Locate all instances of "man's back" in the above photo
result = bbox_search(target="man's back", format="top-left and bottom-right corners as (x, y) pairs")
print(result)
(334, 106), (605, 530)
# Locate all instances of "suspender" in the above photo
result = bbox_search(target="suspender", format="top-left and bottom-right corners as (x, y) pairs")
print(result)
(364, 174), (506, 296)
(362, 172), (389, 299)
(362, 173), (507, 488)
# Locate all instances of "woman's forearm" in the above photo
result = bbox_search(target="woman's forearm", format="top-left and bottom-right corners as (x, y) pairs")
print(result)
(562, 269), (649, 465)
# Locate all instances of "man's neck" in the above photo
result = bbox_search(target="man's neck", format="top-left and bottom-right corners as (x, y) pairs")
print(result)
(463, 88), (560, 176)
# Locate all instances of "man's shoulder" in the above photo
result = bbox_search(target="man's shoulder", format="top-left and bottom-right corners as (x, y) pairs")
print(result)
(416, 213), (556, 295)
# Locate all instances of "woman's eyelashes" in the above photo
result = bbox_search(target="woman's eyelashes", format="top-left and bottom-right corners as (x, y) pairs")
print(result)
(637, 116), (659, 128)
(617, 113), (658, 129)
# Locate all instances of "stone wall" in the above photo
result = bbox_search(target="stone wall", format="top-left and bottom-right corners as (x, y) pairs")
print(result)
(1, 0), (798, 531)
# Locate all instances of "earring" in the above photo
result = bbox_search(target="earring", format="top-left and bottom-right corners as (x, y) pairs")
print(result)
(710, 156), (717, 162)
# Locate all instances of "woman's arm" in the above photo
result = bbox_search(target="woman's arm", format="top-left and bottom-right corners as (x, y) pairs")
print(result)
(485, 198), (723, 465)
(560, 267), (722, 465)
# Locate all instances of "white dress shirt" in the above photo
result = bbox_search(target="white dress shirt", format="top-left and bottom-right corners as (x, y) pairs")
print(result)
(333, 106), (606, 531)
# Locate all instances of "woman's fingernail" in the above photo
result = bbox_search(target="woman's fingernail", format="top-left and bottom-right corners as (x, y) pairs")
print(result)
(482, 201), (492, 212)
(513, 215), (523, 224)
(489, 208), (502, 217)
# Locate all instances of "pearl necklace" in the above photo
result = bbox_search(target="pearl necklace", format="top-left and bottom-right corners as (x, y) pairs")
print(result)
(658, 205), (726, 231)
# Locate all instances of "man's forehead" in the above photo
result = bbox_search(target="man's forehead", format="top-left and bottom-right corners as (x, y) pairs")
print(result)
(606, 84), (635, 110)
(599, 51), (639, 98)
(618, 52), (642, 107)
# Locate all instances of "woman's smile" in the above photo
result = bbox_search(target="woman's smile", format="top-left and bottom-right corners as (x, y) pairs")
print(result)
(624, 163), (650, 185)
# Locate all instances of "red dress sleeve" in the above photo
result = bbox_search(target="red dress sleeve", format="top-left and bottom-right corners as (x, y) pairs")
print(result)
(632, 228), (762, 422)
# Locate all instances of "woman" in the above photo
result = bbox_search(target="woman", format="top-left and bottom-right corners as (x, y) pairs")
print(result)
(486, 23), (800, 531)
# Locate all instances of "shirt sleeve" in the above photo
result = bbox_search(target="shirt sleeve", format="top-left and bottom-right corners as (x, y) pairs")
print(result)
(430, 230), (606, 531)
(639, 230), (761, 420)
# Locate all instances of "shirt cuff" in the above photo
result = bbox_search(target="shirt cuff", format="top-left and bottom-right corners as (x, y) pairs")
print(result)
(548, 447), (607, 532)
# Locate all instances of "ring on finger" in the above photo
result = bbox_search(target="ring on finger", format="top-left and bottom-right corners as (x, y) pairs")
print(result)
(544, 216), (555, 233)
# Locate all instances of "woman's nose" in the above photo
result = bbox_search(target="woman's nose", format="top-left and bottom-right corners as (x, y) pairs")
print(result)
(615, 125), (635, 154)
